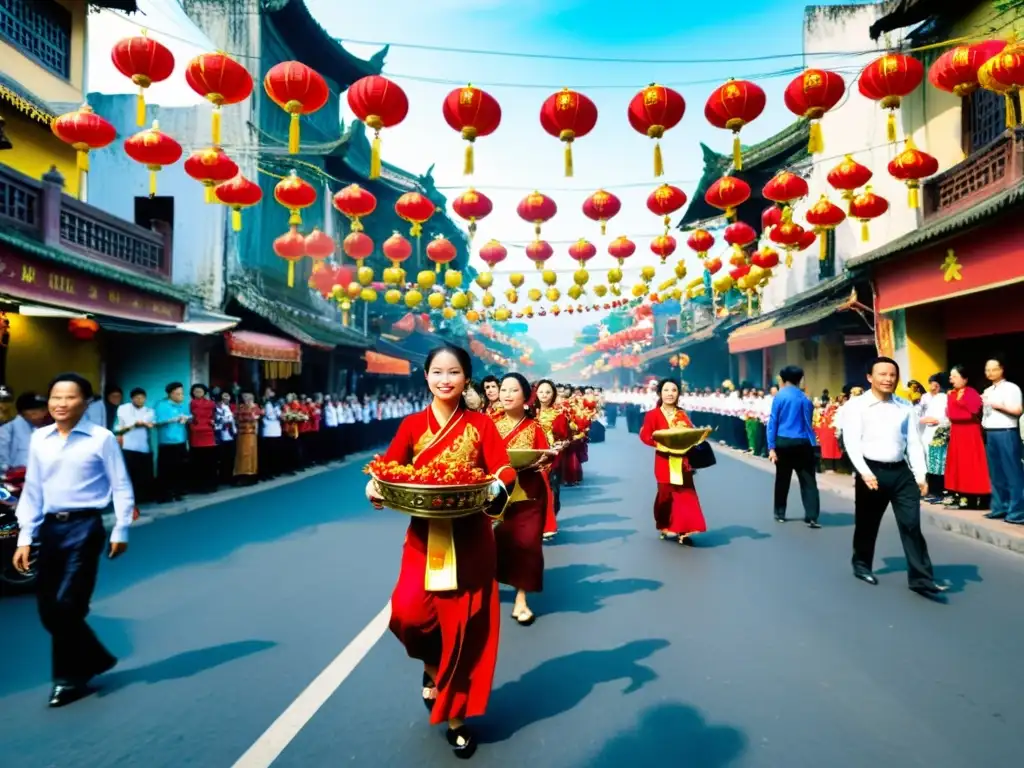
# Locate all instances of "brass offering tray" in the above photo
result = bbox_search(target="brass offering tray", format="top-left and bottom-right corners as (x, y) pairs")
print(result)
(371, 476), (493, 519)
(651, 426), (712, 456)
(508, 448), (556, 470)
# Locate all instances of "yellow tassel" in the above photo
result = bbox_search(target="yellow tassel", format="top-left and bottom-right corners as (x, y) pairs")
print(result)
(212, 108), (221, 146)
(136, 90), (146, 127)
(204, 185), (214, 204)
(732, 134), (742, 170)
(886, 111), (897, 143)
(342, 311), (349, 326)
(149, 169), (157, 198)
(434, 262), (441, 273)
(819, 232), (828, 262)
(288, 113), (300, 154)
(464, 142), (474, 176)
(908, 185), (919, 209)
(1005, 94), (1017, 129)
(411, 222), (423, 237)
(808, 121), (824, 154)
(564, 142), (573, 177)
(287, 261), (295, 288)
(861, 221), (870, 242)
(370, 133), (382, 179)
(76, 149), (89, 172)
(231, 209), (241, 232)
(653, 141), (664, 178)
(288, 209), (301, 226)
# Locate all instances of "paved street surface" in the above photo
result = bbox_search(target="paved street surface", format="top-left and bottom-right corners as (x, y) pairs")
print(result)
(3, 426), (1024, 767)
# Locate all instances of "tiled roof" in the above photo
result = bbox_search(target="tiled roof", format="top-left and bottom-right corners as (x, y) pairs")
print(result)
(0, 73), (58, 126)
(231, 281), (370, 350)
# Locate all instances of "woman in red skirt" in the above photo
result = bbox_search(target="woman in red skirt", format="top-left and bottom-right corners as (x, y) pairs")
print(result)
(534, 379), (570, 541)
(945, 364), (991, 509)
(493, 373), (552, 626)
(639, 378), (708, 545)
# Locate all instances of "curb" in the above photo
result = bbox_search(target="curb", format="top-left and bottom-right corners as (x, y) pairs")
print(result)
(713, 441), (1024, 557)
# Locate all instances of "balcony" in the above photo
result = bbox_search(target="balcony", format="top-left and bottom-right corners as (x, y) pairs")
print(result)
(0, 161), (170, 281)
(922, 128), (1024, 224)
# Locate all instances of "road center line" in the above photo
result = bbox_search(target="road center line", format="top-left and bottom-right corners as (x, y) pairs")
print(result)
(231, 602), (392, 768)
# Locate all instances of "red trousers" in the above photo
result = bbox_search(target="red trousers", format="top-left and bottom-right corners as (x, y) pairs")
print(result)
(563, 443), (583, 485)
(388, 538), (500, 725)
(653, 482), (707, 535)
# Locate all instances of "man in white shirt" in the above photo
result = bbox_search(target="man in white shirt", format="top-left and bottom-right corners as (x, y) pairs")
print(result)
(981, 357), (1024, 523)
(114, 388), (155, 504)
(842, 357), (947, 597)
(0, 392), (50, 469)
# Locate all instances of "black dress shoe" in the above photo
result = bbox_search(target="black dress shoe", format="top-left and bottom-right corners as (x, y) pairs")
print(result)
(911, 582), (949, 597)
(774, 516), (786, 523)
(806, 520), (822, 529)
(854, 572), (878, 585)
(447, 725), (477, 759)
(48, 683), (95, 708)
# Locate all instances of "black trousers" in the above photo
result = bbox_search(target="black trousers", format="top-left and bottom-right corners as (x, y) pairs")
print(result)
(852, 460), (936, 587)
(122, 450), (154, 504)
(190, 446), (219, 493)
(36, 513), (115, 684)
(550, 470), (562, 515)
(259, 436), (282, 479)
(773, 437), (820, 521)
(156, 442), (188, 502)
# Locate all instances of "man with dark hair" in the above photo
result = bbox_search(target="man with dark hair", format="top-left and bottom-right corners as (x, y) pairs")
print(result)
(12, 372), (135, 706)
(842, 356), (947, 596)
(767, 365), (821, 527)
(0, 392), (49, 469)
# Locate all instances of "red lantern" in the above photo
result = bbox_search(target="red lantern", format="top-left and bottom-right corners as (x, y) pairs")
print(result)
(705, 175), (751, 220)
(540, 88), (598, 177)
(479, 239), (508, 268)
(724, 221), (756, 263)
(110, 33), (175, 126)
(304, 228), (335, 264)
(517, 191), (557, 238)
(67, 317), (99, 341)
(274, 170), (317, 226)
(184, 147), (238, 203)
(395, 191), (436, 237)
(729, 264), (751, 281)
(263, 61), (329, 155)
(185, 52), (253, 145)
(50, 104), (116, 182)
(848, 186), (889, 242)
(703, 257), (723, 275)
(310, 263), (342, 298)
(215, 175), (262, 232)
(979, 41), (1024, 127)
(686, 229), (715, 258)
(930, 41), (1006, 98)
(804, 195), (847, 261)
(704, 79), (766, 169)
(769, 212), (806, 253)
(628, 83), (686, 177)
(426, 235), (457, 272)
(451, 188), (493, 241)
(582, 190), (621, 236)
(888, 139), (940, 208)
(608, 236), (636, 265)
(827, 155), (873, 204)
(342, 231), (374, 264)
(650, 234), (677, 264)
(333, 184), (377, 232)
(647, 184), (688, 234)
(442, 85), (502, 175)
(346, 75), (409, 179)
(797, 229), (818, 253)
(762, 170), (809, 207)
(382, 232), (413, 266)
(569, 238), (597, 265)
(783, 69), (845, 153)
(752, 248), (780, 270)
(858, 53), (924, 143)
(762, 205), (782, 232)
(123, 120), (183, 197)
(274, 228), (306, 288)
(525, 240), (554, 270)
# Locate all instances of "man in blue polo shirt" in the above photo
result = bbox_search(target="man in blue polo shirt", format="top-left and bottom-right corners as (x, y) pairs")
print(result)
(767, 365), (821, 527)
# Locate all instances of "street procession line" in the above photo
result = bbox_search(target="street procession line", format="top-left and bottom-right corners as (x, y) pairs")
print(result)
(231, 602), (392, 768)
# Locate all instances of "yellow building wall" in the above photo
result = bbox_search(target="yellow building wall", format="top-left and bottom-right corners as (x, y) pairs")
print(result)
(769, 335), (847, 397)
(5, 314), (101, 398)
(904, 304), (948, 383)
(2, 109), (79, 197)
(0, 0), (86, 105)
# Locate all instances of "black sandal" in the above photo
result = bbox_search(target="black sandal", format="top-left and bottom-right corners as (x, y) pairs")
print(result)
(422, 671), (437, 712)
(446, 724), (477, 759)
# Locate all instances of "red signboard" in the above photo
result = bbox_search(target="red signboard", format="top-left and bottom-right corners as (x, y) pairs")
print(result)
(0, 245), (185, 323)
(225, 331), (301, 363)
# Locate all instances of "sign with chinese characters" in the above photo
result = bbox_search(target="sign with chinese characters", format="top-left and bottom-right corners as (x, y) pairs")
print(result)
(0, 245), (185, 323)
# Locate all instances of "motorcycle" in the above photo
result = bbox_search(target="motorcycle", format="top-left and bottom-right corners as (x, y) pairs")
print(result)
(0, 466), (38, 594)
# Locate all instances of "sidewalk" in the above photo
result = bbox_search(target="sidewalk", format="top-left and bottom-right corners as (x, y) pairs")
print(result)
(717, 442), (1024, 556)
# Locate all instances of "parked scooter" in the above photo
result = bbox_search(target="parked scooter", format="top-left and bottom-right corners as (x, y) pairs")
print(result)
(0, 467), (38, 593)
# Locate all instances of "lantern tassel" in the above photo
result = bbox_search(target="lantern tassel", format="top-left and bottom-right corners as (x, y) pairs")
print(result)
(819, 233), (827, 262)
(1005, 94), (1018, 129)
(342, 310), (349, 326)
(464, 142), (474, 176)
(808, 121), (824, 154)
(288, 113), (300, 155)
(600, 220), (607, 236)
(653, 141), (664, 177)
(564, 142), (574, 177)
(205, 185), (214, 204)
(136, 89), (146, 127)
(410, 222), (423, 237)
(908, 184), (919, 209)
(861, 221), (870, 242)
(370, 133), (382, 180)
(732, 134), (742, 170)
(886, 110), (897, 143)
(212, 107), (222, 146)
(148, 169), (157, 198)
(76, 149), (89, 172)
(231, 209), (242, 232)
(434, 262), (441, 274)
(286, 261), (296, 288)
(288, 209), (302, 227)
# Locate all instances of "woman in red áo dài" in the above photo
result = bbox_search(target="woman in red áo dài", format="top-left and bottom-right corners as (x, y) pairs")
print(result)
(639, 378), (708, 545)
(366, 345), (515, 758)
(534, 379), (570, 540)
(493, 373), (553, 626)
(945, 364), (991, 508)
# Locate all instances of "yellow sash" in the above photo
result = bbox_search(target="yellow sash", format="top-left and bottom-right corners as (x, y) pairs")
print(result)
(668, 455), (686, 486)
(416, 406), (465, 593)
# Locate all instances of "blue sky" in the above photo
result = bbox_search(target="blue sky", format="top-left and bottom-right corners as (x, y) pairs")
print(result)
(88, 0), (872, 348)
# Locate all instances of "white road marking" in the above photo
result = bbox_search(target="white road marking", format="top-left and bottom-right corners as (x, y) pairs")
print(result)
(231, 602), (392, 768)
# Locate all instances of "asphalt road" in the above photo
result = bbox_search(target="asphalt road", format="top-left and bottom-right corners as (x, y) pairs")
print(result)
(2, 426), (1024, 767)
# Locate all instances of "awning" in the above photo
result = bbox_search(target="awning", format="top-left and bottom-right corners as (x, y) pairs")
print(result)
(226, 331), (301, 362)
(95, 306), (240, 336)
(231, 284), (369, 350)
(728, 297), (851, 354)
(365, 351), (410, 376)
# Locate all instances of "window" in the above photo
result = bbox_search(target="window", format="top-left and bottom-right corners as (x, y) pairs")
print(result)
(0, 0), (72, 80)
(818, 229), (836, 281)
(963, 88), (1007, 155)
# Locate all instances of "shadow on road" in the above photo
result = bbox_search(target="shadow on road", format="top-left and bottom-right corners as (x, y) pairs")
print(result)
(873, 556), (982, 593)
(558, 513), (631, 529)
(481, 639), (670, 743)
(583, 701), (748, 767)
(499, 563), (662, 615)
(565, 473), (617, 488)
(548, 527), (637, 546)
(817, 511), (856, 527)
(692, 525), (772, 548)
(98, 640), (277, 695)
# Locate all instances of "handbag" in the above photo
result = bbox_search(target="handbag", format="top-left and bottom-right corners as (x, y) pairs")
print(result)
(687, 441), (717, 470)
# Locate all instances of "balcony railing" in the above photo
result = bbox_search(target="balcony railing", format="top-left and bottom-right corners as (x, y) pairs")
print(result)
(922, 128), (1024, 224)
(0, 162), (170, 280)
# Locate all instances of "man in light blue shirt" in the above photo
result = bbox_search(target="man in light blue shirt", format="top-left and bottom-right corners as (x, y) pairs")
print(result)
(13, 372), (135, 708)
(0, 392), (50, 469)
